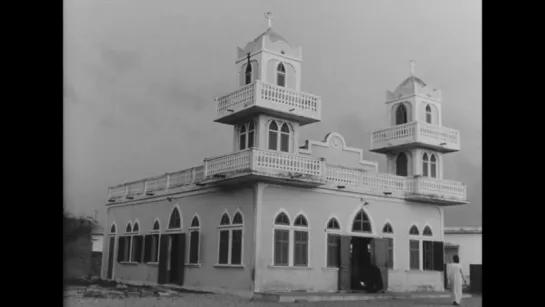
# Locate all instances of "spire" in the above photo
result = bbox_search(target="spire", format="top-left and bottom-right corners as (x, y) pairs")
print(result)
(265, 12), (273, 29)
(410, 60), (416, 76)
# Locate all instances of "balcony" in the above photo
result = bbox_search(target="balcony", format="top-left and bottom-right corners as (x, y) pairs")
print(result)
(202, 148), (325, 186)
(370, 121), (460, 153)
(108, 151), (467, 206)
(215, 80), (321, 126)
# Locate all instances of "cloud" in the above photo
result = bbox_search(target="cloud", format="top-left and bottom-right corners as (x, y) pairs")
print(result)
(100, 47), (142, 75)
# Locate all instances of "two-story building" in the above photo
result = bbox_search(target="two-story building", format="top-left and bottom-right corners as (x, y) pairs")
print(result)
(101, 17), (468, 298)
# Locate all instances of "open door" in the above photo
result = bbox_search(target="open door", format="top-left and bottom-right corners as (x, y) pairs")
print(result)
(338, 236), (351, 291)
(371, 238), (389, 291)
(106, 237), (115, 279)
(172, 233), (186, 285)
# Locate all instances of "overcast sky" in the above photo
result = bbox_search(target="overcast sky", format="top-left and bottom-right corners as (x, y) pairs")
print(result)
(64, 0), (481, 228)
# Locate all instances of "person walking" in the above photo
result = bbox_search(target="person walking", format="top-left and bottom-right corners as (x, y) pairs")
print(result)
(448, 255), (467, 306)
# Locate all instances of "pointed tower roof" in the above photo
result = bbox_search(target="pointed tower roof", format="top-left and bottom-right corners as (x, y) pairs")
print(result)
(252, 28), (289, 45)
(386, 62), (441, 101)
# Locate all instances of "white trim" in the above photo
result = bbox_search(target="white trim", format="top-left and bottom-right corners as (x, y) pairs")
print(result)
(232, 208), (244, 225)
(109, 221), (117, 234)
(347, 205), (375, 237)
(325, 216), (342, 232)
(266, 119), (293, 153)
(219, 210), (232, 226)
(189, 213), (201, 229)
(216, 210), (244, 266)
(132, 219), (141, 234)
(151, 217), (161, 232)
(272, 208), (292, 226)
(188, 213), (201, 264)
(422, 224), (434, 237)
(106, 186), (221, 207)
(125, 221), (133, 234)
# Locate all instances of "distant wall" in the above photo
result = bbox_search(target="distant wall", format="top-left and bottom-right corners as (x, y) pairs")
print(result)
(444, 233), (481, 277)
(64, 236), (92, 280)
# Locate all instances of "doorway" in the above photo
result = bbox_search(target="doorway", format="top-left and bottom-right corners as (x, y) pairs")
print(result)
(106, 236), (115, 279)
(339, 236), (389, 292)
(158, 233), (185, 285)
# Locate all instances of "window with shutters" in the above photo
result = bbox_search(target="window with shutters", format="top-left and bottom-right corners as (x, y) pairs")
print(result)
(129, 222), (143, 263)
(188, 215), (200, 265)
(423, 241), (434, 271)
(217, 211), (244, 266)
(326, 217), (341, 268)
(273, 212), (290, 266)
(396, 104), (408, 125)
(238, 120), (255, 150)
(144, 219), (161, 264)
(409, 225), (421, 270)
(293, 214), (309, 266)
(168, 207), (182, 230)
(382, 222), (394, 269)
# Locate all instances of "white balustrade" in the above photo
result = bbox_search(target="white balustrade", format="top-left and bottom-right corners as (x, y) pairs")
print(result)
(168, 169), (194, 188)
(204, 149), (252, 176)
(259, 82), (319, 112)
(372, 121), (460, 149)
(411, 177), (466, 199)
(216, 82), (255, 114)
(253, 149), (322, 176)
(326, 165), (407, 191)
(145, 175), (167, 192)
(372, 122), (416, 144)
(126, 180), (145, 195)
(418, 122), (459, 144)
(108, 185), (126, 199)
(194, 166), (205, 181)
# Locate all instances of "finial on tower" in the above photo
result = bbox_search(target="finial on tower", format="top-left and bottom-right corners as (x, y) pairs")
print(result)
(410, 60), (416, 76)
(265, 12), (274, 28)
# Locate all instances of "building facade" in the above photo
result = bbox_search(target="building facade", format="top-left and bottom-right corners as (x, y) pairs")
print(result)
(102, 19), (468, 297)
(444, 227), (482, 282)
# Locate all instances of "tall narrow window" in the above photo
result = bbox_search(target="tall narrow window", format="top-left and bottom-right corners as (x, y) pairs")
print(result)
(396, 152), (408, 177)
(248, 121), (255, 148)
(280, 123), (290, 152)
(239, 124), (247, 150)
(189, 216), (200, 264)
(218, 229), (230, 264)
(352, 209), (371, 233)
(326, 218), (341, 268)
(409, 225), (420, 270)
(245, 63), (252, 85)
(273, 212), (290, 266)
(217, 212), (243, 265)
(425, 105), (432, 124)
(277, 63), (286, 87)
(430, 155), (437, 178)
(231, 212), (244, 265)
(423, 241), (434, 270)
(422, 153), (429, 177)
(293, 214), (309, 266)
(382, 223), (394, 269)
(395, 104), (408, 125)
(146, 220), (160, 263)
(110, 224), (116, 234)
(268, 121), (278, 150)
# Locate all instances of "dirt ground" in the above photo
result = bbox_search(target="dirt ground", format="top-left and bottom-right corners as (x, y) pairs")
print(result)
(64, 293), (482, 307)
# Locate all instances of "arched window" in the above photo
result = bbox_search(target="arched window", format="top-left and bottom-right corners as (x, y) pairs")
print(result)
(280, 123), (290, 152)
(233, 212), (243, 224)
(132, 222), (139, 233)
(425, 105), (432, 124)
(168, 207), (181, 229)
(189, 215), (200, 264)
(153, 220), (160, 231)
(277, 62), (286, 87)
(293, 214), (309, 266)
(352, 209), (371, 232)
(248, 121), (255, 148)
(217, 211), (243, 265)
(268, 121), (279, 151)
(245, 63), (252, 85)
(422, 153), (429, 177)
(220, 213), (230, 225)
(382, 223), (394, 269)
(396, 152), (408, 177)
(409, 224), (420, 270)
(382, 223), (393, 234)
(239, 124), (246, 150)
(125, 222), (132, 233)
(326, 218), (341, 268)
(430, 154), (437, 178)
(110, 223), (116, 234)
(273, 212), (290, 266)
(423, 226), (433, 236)
(395, 104), (408, 125)
(144, 220), (161, 263)
(327, 218), (340, 230)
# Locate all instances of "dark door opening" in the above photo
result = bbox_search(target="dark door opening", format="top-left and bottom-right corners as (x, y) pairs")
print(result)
(350, 237), (373, 290)
(106, 237), (115, 279)
(158, 233), (186, 285)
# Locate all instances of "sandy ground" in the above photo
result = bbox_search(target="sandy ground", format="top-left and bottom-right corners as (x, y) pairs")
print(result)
(64, 293), (482, 307)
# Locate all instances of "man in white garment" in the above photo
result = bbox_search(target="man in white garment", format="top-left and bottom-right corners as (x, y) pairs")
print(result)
(448, 255), (467, 306)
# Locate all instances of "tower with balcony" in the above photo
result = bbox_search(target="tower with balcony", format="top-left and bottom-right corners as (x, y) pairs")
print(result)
(214, 15), (321, 155)
(370, 63), (464, 203)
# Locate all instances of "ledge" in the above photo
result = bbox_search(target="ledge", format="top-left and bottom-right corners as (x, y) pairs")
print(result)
(185, 263), (202, 268)
(213, 264), (245, 269)
(146, 262), (159, 266)
(268, 265), (313, 270)
(120, 261), (139, 265)
(321, 267), (339, 271)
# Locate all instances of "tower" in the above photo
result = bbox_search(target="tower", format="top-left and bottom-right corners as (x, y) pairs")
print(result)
(214, 13), (321, 155)
(370, 62), (461, 180)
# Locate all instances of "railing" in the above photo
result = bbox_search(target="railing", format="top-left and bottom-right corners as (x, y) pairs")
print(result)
(410, 177), (466, 199)
(168, 169), (194, 188)
(215, 80), (321, 121)
(205, 150), (252, 176)
(372, 122), (416, 144)
(253, 149), (322, 176)
(108, 185), (126, 199)
(371, 121), (460, 149)
(418, 122), (459, 144)
(126, 180), (145, 196)
(216, 82), (255, 114)
(259, 82), (319, 112)
(326, 165), (408, 191)
(146, 175), (167, 192)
